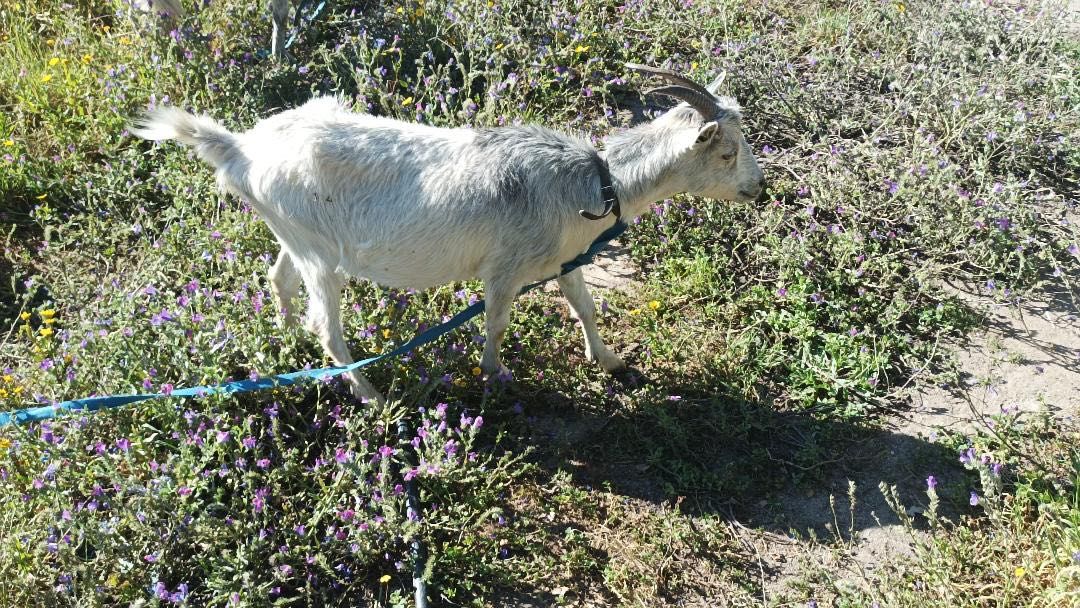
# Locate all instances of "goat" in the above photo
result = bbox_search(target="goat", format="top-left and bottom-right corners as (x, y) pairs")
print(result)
(131, 64), (766, 404)
(142, 0), (294, 59)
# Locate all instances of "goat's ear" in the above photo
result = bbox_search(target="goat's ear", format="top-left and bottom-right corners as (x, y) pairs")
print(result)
(694, 121), (720, 146)
(705, 72), (726, 94)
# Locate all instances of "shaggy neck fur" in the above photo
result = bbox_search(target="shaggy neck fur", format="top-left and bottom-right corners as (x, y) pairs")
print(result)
(600, 105), (738, 219)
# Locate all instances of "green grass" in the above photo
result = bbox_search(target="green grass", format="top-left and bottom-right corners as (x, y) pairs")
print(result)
(1, 0), (1079, 605)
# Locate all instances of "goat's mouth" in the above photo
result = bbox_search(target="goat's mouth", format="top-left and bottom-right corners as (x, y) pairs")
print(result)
(737, 189), (761, 200)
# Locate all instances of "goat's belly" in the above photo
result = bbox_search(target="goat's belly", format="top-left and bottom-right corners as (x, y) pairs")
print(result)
(339, 248), (480, 290)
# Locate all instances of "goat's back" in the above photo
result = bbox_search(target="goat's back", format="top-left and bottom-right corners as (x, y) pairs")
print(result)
(225, 97), (606, 288)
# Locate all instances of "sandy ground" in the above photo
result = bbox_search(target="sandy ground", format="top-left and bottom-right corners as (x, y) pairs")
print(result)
(738, 284), (1080, 602)
(579, 239), (1079, 603)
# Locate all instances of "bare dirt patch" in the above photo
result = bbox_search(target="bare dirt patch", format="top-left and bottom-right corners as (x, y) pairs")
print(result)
(719, 285), (1080, 602)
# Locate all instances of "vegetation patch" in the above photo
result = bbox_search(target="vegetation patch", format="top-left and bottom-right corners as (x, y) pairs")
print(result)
(1, 0), (1078, 605)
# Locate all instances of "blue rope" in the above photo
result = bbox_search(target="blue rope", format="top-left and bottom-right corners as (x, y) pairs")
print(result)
(284, 0), (327, 50)
(0, 221), (627, 428)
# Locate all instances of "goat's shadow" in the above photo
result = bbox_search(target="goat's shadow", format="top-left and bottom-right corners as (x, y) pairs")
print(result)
(479, 360), (967, 538)
(410, 358), (971, 606)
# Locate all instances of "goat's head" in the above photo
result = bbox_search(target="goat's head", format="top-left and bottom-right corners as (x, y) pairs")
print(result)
(628, 64), (765, 203)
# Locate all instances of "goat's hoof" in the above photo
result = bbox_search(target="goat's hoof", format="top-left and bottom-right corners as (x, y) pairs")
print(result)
(591, 349), (627, 373)
(480, 362), (509, 379)
(349, 381), (385, 406)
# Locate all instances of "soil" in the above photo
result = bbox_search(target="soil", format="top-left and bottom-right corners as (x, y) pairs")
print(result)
(578, 238), (1080, 602)
(733, 284), (1080, 602)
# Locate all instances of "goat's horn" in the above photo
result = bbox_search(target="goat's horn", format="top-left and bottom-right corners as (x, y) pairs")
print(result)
(645, 85), (719, 118)
(625, 63), (705, 91)
(626, 63), (717, 95)
(626, 63), (719, 117)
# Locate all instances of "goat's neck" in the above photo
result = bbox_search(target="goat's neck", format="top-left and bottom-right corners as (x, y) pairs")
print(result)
(600, 120), (688, 219)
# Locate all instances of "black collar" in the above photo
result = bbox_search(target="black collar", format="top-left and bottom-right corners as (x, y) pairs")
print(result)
(579, 156), (621, 221)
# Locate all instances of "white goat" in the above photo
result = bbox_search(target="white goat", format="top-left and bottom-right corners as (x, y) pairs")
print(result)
(132, 65), (765, 404)
(142, 0), (293, 59)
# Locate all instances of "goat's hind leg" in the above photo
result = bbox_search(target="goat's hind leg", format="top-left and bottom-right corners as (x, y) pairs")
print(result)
(301, 270), (385, 404)
(269, 0), (290, 59)
(269, 250), (302, 327)
(557, 268), (625, 373)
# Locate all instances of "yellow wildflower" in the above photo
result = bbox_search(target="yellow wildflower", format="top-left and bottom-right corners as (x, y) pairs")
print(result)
(379, 574), (392, 583)
(35, 194), (46, 200)
(647, 300), (660, 311)
(3, 140), (13, 147)
(120, 36), (132, 45)
(471, 366), (482, 376)
(13, 386), (24, 395)
(40, 73), (53, 83)
(48, 57), (59, 66)
(896, 2), (906, 12)
(19, 312), (30, 321)
(39, 327), (54, 337)
(574, 45), (590, 53)
(452, 377), (466, 387)
(629, 308), (642, 315)
(401, 96), (414, 106)
(0, 388), (7, 399)
(2, 375), (12, 383)
(413, 6), (424, 17)
(41, 309), (56, 319)
(382, 328), (392, 339)
(395, 6), (404, 14)
(82, 53), (93, 64)
(0, 436), (10, 449)
(1014, 566), (1026, 578)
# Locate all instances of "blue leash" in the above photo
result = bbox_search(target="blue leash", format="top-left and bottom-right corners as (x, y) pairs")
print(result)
(284, 0), (327, 50)
(0, 221), (627, 428)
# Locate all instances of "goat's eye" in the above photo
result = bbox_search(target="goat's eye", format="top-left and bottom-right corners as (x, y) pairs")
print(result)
(721, 152), (736, 162)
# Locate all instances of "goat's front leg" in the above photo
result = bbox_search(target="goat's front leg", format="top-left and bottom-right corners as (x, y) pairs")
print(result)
(479, 278), (522, 377)
(269, 0), (289, 59)
(302, 271), (385, 404)
(557, 268), (626, 373)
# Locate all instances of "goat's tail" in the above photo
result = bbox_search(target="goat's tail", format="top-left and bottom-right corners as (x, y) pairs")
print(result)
(130, 107), (241, 171)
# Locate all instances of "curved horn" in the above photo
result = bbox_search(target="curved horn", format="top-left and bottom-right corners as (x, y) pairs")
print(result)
(625, 63), (720, 117)
(625, 63), (709, 92)
(645, 85), (719, 118)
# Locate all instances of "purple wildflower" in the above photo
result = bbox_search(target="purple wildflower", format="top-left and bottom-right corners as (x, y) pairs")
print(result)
(959, 447), (976, 465)
(253, 487), (269, 513)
